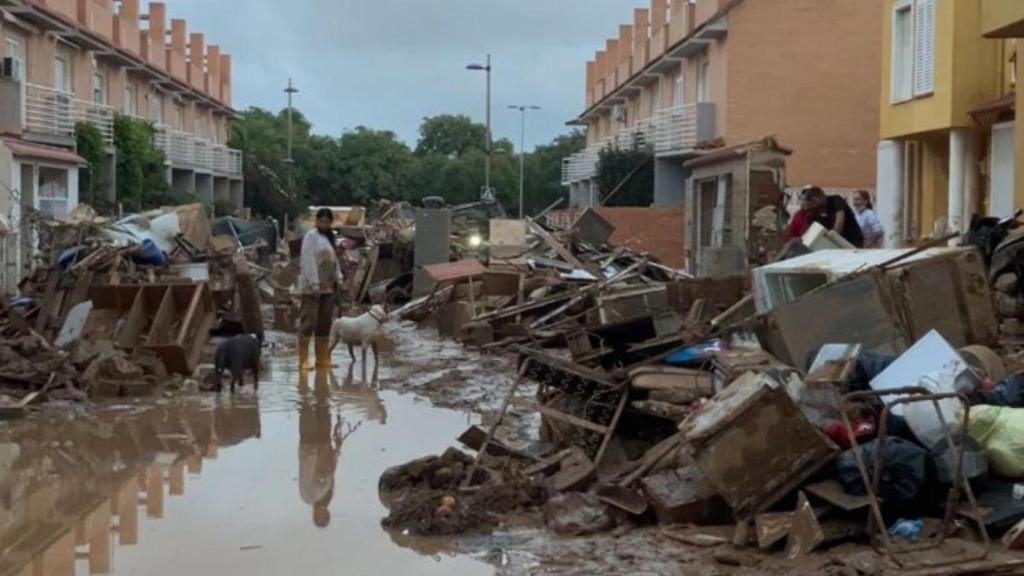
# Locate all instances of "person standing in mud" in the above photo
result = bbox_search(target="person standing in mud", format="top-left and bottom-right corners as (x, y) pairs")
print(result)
(298, 208), (344, 371)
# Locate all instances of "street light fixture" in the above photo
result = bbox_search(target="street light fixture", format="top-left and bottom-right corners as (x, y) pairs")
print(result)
(466, 55), (492, 199)
(508, 104), (541, 219)
(284, 77), (299, 200)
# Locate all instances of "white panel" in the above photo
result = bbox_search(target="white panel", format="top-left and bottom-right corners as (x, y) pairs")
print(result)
(990, 122), (1016, 218)
(913, 0), (936, 97)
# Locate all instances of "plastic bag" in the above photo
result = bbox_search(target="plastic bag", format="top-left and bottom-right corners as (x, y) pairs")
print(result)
(836, 438), (928, 502)
(966, 405), (1024, 479)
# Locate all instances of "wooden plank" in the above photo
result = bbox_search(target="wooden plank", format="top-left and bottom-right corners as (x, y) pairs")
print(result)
(594, 388), (629, 466)
(34, 273), (60, 333)
(527, 219), (586, 270)
(461, 362), (530, 489)
(511, 397), (609, 434)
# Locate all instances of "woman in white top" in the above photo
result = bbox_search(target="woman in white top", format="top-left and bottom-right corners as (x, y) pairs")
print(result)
(852, 190), (885, 248)
(298, 208), (344, 370)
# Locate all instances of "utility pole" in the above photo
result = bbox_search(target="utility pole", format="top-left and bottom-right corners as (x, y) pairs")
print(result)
(508, 104), (541, 219)
(284, 77), (299, 201)
(466, 55), (493, 198)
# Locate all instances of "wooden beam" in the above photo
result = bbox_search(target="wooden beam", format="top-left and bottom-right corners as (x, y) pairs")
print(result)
(512, 397), (609, 434)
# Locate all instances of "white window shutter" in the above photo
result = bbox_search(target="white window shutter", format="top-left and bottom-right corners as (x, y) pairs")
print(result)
(914, 0), (935, 96)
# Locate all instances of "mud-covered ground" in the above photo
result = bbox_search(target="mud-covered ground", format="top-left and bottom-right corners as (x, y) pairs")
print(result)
(1, 320), (1020, 576)
(367, 322), (1024, 576)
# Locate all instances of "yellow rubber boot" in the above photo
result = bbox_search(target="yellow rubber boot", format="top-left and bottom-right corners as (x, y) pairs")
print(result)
(298, 335), (311, 372)
(314, 337), (333, 369)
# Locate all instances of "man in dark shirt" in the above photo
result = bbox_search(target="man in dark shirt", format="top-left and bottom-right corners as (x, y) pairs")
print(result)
(803, 186), (865, 248)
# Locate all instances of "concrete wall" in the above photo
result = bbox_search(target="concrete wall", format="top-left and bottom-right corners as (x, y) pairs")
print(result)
(654, 158), (687, 206)
(727, 0), (882, 189)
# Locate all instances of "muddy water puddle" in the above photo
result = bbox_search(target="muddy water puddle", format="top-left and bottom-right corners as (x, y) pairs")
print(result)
(0, 350), (498, 576)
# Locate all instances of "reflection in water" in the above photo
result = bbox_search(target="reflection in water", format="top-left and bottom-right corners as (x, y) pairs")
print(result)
(0, 397), (261, 576)
(0, 355), (491, 576)
(299, 370), (361, 528)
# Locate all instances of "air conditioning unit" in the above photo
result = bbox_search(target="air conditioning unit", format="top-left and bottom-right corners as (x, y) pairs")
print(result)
(0, 57), (15, 80)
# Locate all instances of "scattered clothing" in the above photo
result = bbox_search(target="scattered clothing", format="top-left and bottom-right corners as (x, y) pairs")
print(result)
(787, 209), (812, 240)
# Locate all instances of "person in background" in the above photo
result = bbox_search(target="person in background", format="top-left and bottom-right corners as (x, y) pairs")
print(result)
(786, 189), (815, 240)
(852, 189), (885, 248)
(298, 208), (344, 371)
(803, 186), (865, 248)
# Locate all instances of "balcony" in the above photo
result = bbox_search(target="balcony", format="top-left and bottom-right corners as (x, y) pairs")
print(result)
(22, 83), (115, 145)
(153, 125), (242, 178)
(561, 103), (715, 186)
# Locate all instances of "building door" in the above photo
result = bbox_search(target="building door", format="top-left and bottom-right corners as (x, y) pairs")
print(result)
(991, 122), (1015, 217)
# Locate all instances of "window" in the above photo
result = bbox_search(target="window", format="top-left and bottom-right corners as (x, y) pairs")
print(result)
(124, 84), (137, 116)
(54, 56), (70, 92)
(697, 51), (710, 102)
(148, 92), (163, 125)
(37, 168), (70, 220)
(4, 36), (23, 80)
(673, 69), (685, 107)
(92, 69), (106, 104)
(913, 0), (936, 96)
(174, 103), (184, 131)
(891, 0), (934, 103)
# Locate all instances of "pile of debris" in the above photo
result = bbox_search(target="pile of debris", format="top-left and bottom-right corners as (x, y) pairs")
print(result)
(379, 448), (548, 536)
(374, 207), (1024, 571)
(1, 203), (277, 412)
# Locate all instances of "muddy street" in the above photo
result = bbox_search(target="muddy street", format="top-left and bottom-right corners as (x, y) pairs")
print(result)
(0, 323), (511, 576)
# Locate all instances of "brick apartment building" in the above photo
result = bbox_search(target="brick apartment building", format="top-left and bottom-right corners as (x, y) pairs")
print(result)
(0, 0), (241, 291)
(563, 0), (882, 275)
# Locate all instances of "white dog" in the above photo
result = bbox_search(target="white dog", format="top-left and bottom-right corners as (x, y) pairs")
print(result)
(329, 304), (387, 365)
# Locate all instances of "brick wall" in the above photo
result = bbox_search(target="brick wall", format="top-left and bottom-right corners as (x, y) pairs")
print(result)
(549, 206), (686, 269)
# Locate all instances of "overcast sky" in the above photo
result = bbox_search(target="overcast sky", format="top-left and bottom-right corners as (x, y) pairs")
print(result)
(166, 0), (646, 150)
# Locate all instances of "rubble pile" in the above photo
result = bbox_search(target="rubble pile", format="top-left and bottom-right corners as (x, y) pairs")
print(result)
(369, 206), (1024, 570)
(379, 448), (548, 536)
(1, 203), (278, 412)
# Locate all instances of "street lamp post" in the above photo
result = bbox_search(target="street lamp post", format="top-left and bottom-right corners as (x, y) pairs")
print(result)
(284, 78), (299, 200)
(466, 55), (492, 198)
(508, 105), (541, 219)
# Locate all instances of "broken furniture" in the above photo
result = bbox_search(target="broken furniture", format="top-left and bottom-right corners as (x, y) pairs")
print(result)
(682, 372), (838, 520)
(82, 283), (215, 374)
(755, 248), (999, 370)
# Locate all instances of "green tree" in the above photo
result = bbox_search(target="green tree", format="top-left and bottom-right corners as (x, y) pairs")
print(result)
(415, 114), (487, 157)
(337, 127), (415, 204)
(522, 130), (585, 215)
(228, 105), (581, 219)
(229, 107), (313, 217)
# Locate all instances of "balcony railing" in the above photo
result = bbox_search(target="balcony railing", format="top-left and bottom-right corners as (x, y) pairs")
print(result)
(152, 124), (243, 177)
(24, 83), (115, 144)
(561, 103), (713, 186)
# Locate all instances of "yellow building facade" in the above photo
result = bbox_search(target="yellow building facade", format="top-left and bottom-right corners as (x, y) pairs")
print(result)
(877, 0), (1017, 246)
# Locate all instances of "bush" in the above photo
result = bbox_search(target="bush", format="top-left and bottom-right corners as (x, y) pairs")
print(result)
(75, 122), (114, 214)
(113, 114), (170, 212)
(596, 143), (655, 207)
